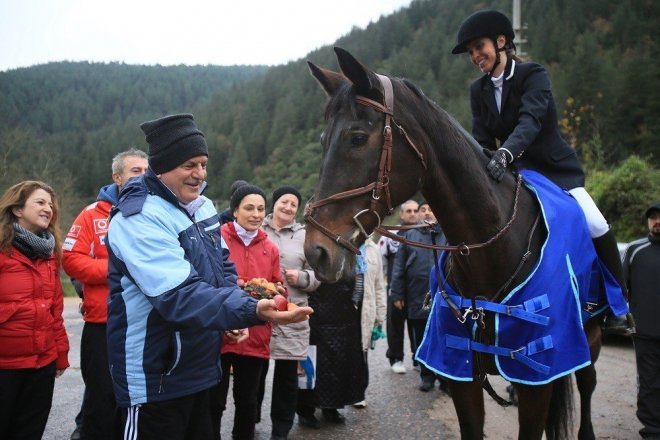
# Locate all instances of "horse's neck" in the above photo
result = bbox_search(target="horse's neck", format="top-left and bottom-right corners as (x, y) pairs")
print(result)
(421, 123), (508, 245)
(420, 124), (533, 298)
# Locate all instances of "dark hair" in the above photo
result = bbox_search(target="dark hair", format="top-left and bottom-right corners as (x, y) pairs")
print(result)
(0, 180), (63, 260)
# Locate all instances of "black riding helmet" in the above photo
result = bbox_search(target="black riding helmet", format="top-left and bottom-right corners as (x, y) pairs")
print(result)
(451, 10), (515, 55)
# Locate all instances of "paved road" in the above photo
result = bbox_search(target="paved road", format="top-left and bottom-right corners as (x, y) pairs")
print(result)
(44, 298), (639, 439)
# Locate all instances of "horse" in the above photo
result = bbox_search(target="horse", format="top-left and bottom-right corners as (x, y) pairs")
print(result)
(303, 47), (603, 440)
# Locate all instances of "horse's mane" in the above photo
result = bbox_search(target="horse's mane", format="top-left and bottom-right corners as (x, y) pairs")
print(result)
(322, 73), (490, 183)
(398, 78), (486, 165)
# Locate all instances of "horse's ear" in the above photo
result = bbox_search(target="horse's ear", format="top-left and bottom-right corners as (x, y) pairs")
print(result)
(307, 62), (346, 96)
(334, 47), (378, 97)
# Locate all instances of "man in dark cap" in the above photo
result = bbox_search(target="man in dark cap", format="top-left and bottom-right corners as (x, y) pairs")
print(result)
(623, 201), (660, 439)
(106, 114), (312, 440)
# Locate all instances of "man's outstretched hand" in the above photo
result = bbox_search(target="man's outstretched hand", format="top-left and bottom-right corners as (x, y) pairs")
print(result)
(256, 299), (313, 324)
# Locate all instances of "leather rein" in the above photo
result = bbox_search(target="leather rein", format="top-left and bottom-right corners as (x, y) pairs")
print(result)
(304, 73), (522, 256)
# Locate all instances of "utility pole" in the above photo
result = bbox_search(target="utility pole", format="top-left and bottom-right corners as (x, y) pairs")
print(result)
(512, 0), (528, 60)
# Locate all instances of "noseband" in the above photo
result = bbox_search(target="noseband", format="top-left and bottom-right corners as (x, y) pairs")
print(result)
(304, 74), (427, 254)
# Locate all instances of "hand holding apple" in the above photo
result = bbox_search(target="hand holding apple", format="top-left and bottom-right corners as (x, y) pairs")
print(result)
(256, 298), (313, 324)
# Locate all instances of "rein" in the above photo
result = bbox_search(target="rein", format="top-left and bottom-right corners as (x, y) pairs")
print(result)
(304, 72), (523, 257)
(375, 174), (523, 255)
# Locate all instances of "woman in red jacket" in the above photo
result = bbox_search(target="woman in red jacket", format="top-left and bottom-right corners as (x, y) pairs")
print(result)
(0, 180), (70, 440)
(211, 184), (283, 440)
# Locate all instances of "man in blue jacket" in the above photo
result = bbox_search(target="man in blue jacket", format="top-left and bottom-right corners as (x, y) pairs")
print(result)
(107, 114), (312, 440)
(390, 202), (448, 392)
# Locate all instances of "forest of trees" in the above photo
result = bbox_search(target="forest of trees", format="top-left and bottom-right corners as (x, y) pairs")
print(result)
(1, 0), (658, 239)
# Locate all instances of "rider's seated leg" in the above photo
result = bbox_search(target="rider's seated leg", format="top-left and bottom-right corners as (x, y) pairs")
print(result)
(569, 188), (634, 335)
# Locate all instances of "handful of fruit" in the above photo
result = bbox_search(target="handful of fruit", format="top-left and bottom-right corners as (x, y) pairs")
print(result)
(241, 277), (298, 311)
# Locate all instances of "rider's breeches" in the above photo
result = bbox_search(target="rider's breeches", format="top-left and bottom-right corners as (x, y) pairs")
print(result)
(569, 187), (609, 238)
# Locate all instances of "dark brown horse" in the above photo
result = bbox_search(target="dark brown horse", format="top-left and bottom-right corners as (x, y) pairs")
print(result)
(303, 47), (602, 440)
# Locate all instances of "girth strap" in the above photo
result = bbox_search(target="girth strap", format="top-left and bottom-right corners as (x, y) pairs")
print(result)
(446, 334), (553, 375)
(438, 293), (551, 326)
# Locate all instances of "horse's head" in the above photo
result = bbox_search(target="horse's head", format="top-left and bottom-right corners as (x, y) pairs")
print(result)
(304, 48), (426, 282)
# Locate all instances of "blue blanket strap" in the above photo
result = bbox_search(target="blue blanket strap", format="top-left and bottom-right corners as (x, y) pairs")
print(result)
(439, 293), (551, 326)
(446, 334), (553, 375)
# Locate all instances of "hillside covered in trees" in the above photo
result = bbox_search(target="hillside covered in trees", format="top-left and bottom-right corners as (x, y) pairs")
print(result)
(1, 0), (658, 239)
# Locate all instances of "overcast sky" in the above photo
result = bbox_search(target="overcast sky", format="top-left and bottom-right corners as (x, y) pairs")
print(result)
(0, 0), (413, 71)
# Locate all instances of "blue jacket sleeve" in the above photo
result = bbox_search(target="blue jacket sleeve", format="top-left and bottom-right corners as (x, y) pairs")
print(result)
(108, 208), (262, 331)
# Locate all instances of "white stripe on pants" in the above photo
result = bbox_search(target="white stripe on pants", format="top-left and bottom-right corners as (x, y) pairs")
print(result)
(123, 405), (139, 440)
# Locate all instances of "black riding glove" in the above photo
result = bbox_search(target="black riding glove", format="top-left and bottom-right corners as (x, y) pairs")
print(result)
(486, 149), (511, 182)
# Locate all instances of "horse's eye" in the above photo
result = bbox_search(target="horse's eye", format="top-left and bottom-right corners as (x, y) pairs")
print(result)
(350, 133), (368, 147)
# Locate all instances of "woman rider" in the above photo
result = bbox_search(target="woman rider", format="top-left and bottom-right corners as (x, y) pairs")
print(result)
(452, 9), (630, 332)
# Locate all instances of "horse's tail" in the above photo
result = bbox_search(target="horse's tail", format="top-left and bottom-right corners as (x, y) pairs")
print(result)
(545, 374), (574, 440)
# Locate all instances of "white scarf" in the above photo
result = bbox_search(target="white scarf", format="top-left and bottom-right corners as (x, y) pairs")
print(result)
(491, 59), (516, 113)
(491, 70), (504, 113)
(233, 221), (258, 246)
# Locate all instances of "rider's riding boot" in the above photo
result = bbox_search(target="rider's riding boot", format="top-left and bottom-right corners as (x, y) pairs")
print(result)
(593, 229), (634, 336)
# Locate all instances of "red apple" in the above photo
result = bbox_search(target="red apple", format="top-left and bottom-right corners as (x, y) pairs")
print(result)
(273, 294), (288, 311)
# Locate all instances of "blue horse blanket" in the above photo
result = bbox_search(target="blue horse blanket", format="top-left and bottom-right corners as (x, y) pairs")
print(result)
(416, 170), (628, 384)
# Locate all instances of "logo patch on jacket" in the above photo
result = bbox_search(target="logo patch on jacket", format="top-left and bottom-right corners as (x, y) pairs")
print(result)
(94, 219), (109, 235)
(67, 224), (81, 238)
(63, 237), (76, 251)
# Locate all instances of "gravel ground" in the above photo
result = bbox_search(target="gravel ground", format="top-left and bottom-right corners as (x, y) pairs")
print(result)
(44, 298), (640, 439)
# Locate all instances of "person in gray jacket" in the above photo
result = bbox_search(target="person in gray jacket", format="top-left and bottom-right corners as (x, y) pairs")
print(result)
(262, 185), (320, 440)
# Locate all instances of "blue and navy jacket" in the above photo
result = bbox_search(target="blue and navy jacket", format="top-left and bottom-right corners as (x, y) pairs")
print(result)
(390, 225), (446, 320)
(107, 169), (262, 407)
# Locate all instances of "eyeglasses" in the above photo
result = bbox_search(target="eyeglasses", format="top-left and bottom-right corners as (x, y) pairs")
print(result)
(404, 209), (418, 213)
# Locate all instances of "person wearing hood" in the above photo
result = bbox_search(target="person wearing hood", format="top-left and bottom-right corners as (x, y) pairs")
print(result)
(262, 186), (320, 439)
(62, 148), (148, 440)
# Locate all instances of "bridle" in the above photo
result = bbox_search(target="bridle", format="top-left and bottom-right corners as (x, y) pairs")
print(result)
(304, 73), (522, 256)
(304, 73), (425, 254)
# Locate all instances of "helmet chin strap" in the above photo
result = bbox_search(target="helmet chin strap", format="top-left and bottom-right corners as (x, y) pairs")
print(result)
(488, 37), (506, 76)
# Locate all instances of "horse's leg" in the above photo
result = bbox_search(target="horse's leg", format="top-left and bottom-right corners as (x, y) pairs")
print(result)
(575, 365), (596, 440)
(449, 380), (485, 440)
(515, 383), (554, 440)
(575, 318), (602, 440)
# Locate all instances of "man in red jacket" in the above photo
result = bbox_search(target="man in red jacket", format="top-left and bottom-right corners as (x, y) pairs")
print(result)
(62, 148), (148, 440)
